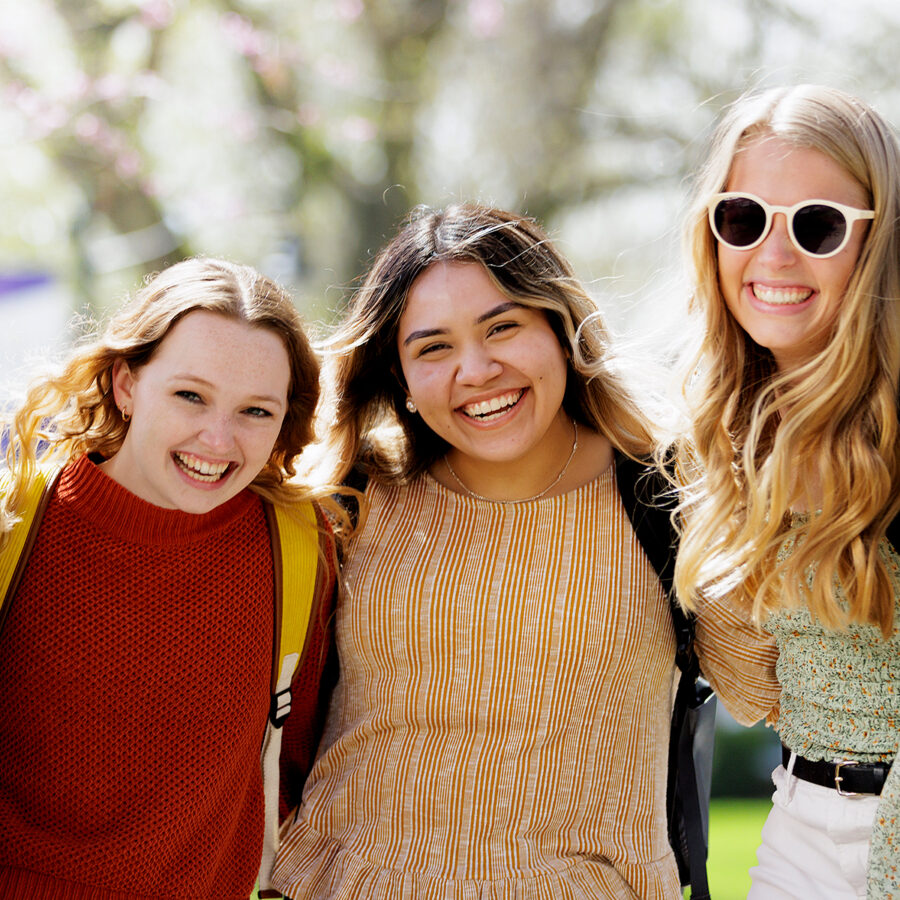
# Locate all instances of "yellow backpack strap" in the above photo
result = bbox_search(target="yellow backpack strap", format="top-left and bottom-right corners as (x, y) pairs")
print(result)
(1, 467), (62, 630)
(257, 499), (320, 897)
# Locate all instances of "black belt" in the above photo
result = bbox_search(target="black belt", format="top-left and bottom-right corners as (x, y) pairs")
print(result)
(782, 745), (892, 796)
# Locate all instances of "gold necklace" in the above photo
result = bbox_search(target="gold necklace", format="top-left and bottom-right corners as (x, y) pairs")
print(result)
(443, 420), (579, 503)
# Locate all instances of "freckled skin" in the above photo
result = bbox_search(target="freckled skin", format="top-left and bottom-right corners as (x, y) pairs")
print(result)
(103, 311), (290, 513)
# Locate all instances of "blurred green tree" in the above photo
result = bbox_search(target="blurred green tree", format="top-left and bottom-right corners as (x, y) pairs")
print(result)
(1, 0), (899, 322)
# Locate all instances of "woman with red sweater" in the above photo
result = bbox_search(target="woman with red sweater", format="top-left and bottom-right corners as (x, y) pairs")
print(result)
(0, 258), (338, 900)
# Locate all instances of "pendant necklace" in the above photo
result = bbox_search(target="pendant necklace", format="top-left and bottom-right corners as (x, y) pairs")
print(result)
(443, 420), (579, 504)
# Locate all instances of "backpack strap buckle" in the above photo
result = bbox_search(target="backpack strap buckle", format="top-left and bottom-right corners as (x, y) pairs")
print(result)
(269, 686), (292, 727)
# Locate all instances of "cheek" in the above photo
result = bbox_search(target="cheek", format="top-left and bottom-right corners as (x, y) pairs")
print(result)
(247, 420), (287, 462)
(531, 336), (569, 390)
(820, 257), (857, 299)
(716, 247), (741, 293)
(404, 364), (446, 403)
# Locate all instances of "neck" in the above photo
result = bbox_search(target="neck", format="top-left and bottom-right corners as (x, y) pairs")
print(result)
(442, 414), (578, 503)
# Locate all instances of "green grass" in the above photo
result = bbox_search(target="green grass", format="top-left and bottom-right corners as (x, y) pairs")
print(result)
(253, 797), (771, 900)
(687, 797), (770, 899)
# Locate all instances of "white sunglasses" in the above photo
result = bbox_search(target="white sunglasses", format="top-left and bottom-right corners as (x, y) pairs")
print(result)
(708, 192), (875, 259)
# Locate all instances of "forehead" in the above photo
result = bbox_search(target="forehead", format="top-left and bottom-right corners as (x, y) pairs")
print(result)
(148, 310), (291, 390)
(727, 135), (868, 207)
(401, 262), (510, 322)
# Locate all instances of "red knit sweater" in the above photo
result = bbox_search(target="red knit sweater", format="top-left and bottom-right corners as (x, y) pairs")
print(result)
(0, 455), (335, 900)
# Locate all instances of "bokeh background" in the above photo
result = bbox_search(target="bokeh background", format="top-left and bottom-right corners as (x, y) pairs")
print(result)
(2, 3), (898, 891)
(4, 0), (900, 359)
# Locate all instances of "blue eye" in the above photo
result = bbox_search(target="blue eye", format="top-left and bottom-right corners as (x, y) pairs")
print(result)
(175, 390), (202, 403)
(244, 407), (273, 418)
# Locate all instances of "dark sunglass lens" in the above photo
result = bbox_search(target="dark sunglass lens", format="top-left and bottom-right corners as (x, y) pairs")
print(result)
(715, 197), (766, 247)
(793, 204), (846, 255)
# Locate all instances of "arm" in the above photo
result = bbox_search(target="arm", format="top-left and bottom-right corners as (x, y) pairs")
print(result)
(612, 451), (781, 725)
(693, 594), (780, 727)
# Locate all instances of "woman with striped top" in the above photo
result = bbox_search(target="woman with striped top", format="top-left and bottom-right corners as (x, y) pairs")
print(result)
(274, 204), (779, 899)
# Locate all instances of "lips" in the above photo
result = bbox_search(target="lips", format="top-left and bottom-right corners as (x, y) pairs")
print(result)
(460, 389), (524, 421)
(173, 451), (234, 483)
(752, 284), (814, 306)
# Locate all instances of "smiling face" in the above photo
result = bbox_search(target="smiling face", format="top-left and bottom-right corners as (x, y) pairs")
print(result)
(103, 309), (291, 513)
(717, 135), (870, 373)
(396, 260), (571, 493)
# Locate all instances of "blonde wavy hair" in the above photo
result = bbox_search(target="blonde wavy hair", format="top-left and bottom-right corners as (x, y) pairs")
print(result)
(313, 203), (656, 487)
(674, 84), (900, 637)
(1, 257), (337, 548)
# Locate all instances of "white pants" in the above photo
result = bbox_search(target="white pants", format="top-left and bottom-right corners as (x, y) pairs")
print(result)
(747, 758), (881, 899)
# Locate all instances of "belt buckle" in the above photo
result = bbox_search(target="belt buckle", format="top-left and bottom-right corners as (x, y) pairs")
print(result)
(833, 759), (859, 797)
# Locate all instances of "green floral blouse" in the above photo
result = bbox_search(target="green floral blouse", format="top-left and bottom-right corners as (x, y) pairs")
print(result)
(765, 538), (900, 899)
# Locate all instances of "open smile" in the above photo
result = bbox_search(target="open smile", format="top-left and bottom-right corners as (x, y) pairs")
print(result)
(751, 283), (814, 307)
(459, 389), (525, 421)
(172, 451), (236, 483)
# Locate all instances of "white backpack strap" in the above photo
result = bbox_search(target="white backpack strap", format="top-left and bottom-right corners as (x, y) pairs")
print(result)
(257, 501), (319, 896)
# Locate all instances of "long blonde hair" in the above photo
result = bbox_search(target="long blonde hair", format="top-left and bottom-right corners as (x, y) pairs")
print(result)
(674, 85), (900, 636)
(1, 257), (335, 547)
(314, 203), (656, 486)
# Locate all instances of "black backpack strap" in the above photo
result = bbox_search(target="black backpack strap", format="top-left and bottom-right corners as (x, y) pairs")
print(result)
(887, 513), (900, 557)
(613, 450), (712, 899)
(613, 452), (696, 675)
(338, 465), (369, 532)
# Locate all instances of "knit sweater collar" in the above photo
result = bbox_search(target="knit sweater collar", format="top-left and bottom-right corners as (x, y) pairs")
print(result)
(57, 454), (262, 547)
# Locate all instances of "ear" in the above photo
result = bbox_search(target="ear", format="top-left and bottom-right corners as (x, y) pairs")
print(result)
(111, 358), (137, 413)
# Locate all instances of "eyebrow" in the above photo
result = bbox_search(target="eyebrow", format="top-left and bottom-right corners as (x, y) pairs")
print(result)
(401, 301), (521, 346)
(170, 374), (285, 407)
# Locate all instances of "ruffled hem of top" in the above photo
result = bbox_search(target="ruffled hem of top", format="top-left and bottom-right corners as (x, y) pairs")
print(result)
(778, 719), (897, 763)
(272, 818), (678, 900)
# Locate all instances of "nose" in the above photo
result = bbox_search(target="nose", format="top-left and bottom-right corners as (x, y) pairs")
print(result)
(199, 413), (236, 454)
(756, 212), (798, 265)
(456, 342), (503, 385)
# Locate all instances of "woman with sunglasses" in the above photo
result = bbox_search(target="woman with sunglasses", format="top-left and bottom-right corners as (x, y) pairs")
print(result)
(674, 84), (900, 899)
(271, 203), (779, 900)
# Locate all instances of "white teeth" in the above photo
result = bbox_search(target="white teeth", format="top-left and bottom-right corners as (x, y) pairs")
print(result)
(463, 390), (523, 419)
(174, 452), (231, 482)
(753, 285), (813, 306)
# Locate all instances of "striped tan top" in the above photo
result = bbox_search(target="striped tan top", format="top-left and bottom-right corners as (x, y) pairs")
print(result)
(273, 469), (779, 899)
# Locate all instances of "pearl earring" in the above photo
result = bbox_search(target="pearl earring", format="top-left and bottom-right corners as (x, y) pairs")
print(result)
(405, 398), (417, 414)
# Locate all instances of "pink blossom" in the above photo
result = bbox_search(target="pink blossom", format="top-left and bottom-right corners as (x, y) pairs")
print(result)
(115, 150), (143, 179)
(220, 12), (267, 59)
(467, 0), (505, 39)
(297, 103), (322, 127)
(139, 0), (176, 30)
(93, 74), (129, 104)
(341, 116), (377, 142)
(32, 103), (69, 136)
(335, 0), (364, 23)
(59, 72), (92, 104)
(316, 55), (357, 89)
